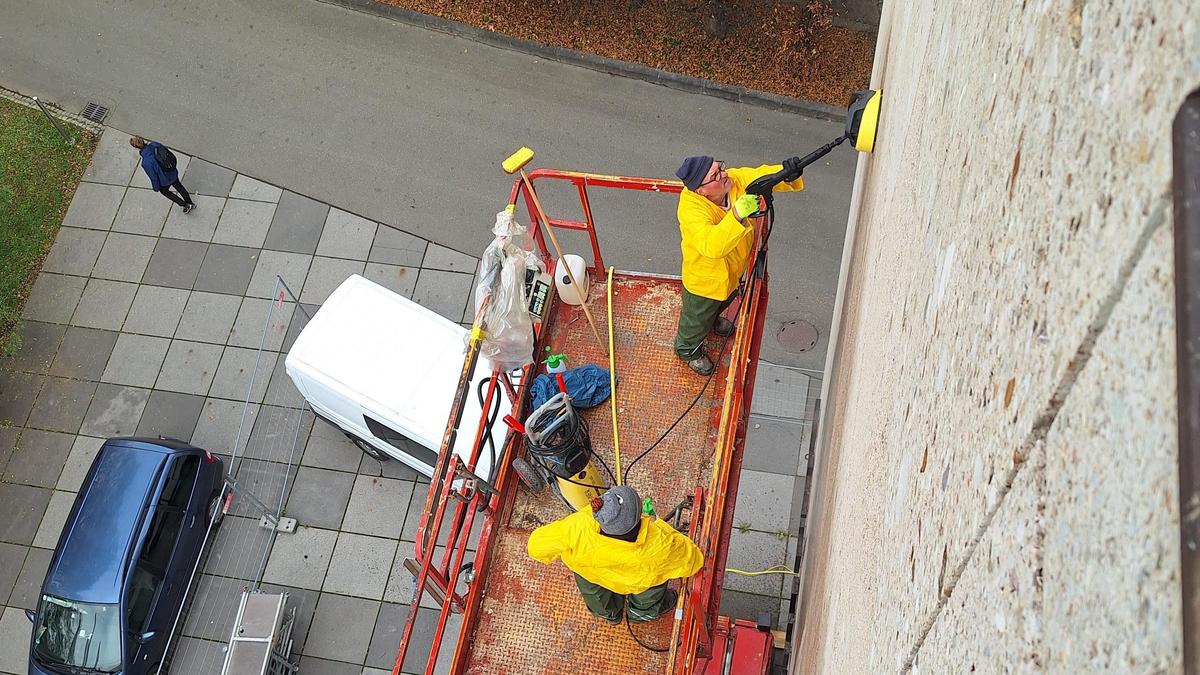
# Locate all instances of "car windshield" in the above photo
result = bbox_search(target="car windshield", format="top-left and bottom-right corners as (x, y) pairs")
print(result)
(32, 594), (122, 673)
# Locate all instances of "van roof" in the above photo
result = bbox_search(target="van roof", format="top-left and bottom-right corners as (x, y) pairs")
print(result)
(45, 440), (167, 604)
(285, 275), (510, 477)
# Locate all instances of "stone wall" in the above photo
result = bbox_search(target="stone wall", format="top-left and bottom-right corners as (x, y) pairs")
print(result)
(792, 0), (1195, 671)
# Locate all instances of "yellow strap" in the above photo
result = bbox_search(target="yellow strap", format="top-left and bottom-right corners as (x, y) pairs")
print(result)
(607, 266), (621, 485)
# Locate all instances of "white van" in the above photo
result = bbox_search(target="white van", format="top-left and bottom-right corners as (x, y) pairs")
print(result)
(284, 275), (510, 480)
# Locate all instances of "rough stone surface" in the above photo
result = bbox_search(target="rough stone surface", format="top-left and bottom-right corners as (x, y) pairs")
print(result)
(794, 1), (1193, 672)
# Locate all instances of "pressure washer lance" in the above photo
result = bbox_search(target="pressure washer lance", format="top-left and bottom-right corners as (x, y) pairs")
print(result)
(523, 392), (607, 510)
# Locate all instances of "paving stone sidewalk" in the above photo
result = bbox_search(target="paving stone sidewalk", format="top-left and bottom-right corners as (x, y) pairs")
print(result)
(0, 127), (814, 674)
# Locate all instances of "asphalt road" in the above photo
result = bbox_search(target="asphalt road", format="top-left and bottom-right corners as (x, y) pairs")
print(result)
(0, 0), (856, 367)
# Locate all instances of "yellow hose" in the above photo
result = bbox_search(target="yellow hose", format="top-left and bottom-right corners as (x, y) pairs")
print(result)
(607, 266), (621, 485)
(725, 565), (800, 577)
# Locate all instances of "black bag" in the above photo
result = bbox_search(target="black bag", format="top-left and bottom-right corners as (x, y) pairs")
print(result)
(154, 144), (178, 172)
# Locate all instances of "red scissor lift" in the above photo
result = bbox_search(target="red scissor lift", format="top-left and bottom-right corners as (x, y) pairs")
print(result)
(394, 169), (775, 675)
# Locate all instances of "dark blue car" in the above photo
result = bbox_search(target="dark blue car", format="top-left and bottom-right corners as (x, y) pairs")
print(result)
(27, 438), (226, 675)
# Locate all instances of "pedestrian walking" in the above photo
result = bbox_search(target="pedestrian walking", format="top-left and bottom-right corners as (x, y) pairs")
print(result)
(130, 136), (195, 212)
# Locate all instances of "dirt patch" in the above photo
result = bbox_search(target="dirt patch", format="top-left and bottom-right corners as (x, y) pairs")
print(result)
(376, 0), (875, 107)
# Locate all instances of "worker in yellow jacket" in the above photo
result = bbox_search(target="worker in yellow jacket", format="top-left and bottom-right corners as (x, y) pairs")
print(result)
(672, 156), (805, 374)
(527, 485), (704, 623)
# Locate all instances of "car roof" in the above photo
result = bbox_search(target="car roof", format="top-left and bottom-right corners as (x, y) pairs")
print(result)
(44, 439), (172, 604)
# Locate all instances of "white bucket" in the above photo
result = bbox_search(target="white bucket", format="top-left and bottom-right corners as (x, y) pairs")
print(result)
(554, 255), (590, 306)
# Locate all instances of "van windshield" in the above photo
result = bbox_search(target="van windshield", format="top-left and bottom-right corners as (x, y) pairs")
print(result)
(32, 594), (122, 673)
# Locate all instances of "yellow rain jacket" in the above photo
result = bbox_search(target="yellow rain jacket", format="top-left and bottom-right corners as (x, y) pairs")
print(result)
(527, 508), (705, 595)
(678, 165), (804, 300)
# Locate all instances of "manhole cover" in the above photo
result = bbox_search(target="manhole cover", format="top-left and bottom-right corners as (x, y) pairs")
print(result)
(778, 319), (818, 353)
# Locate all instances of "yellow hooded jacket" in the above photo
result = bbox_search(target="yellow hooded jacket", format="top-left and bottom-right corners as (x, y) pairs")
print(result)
(677, 164), (804, 301)
(527, 508), (705, 595)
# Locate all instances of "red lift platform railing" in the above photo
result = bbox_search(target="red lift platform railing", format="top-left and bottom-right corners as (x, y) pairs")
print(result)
(393, 168), (772, 675)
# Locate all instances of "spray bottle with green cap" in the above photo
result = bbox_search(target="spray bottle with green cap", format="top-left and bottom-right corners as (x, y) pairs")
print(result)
(544, 346), (568, 374)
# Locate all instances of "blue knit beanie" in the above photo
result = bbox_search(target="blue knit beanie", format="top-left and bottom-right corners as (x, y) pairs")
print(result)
(675, 155), (714, 191)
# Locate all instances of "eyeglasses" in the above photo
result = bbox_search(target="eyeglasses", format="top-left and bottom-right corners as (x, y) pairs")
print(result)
(697, 161), (726, 187)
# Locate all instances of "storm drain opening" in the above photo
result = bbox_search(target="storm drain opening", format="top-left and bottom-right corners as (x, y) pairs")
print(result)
(778, 319), (819, 353)
(80, 101), (108, 124)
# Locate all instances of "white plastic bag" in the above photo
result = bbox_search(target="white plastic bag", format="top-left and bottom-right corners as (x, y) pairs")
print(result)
(473, 209), (544, 372)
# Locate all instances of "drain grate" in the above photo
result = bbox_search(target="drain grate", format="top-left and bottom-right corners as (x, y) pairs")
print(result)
(80, 101), (108, 124)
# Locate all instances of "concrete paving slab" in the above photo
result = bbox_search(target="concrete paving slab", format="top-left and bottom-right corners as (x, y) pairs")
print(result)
(0, 606), (32, 673)
(400, 485), (427, 543)
(184, 157), (236, 197)
(204, 515), (274, 580)
(21, 273), (86, 323)
(162, 194), (225, 242)
(259, 582), (320, 654)
(303, 421), (364, 473)
(122, 284), (189, 336)
(228, 297), (294, 351)
(92, 231), (158, 282)
(265, 191), (330, 255)
(4, 429), (73, 488)
(723, 529), (788, 596)
(209, 347), (277, 403)
(246, 249), (312, 299)
(0, 371), (43, 426)
(0, 542), (27, 606)
(82, 128), (138, 185)
(382, 540), (438, 609)
(156, 339), (222, 395)
(362, 263), (418, 299)
(303, 592), (379, 663)
(1, 321), (64, 374)
(358, 452), (421, 482)
(79, 383), (149, 437)
(143, 238), (207, 289)
(181, 573), (243, 641)
(191, 398), (257, 456)
(750, 363), (809, 419)
(61, 182), (124, 231)
(111, 186), (171, 236)
(733, 468), (795, 534)
(27, 377), (96, 433)
(9, 546), (51, 609)
(32, 489), (76, 549)
(411, 269), (472, 322)
(317, 208), (377, 260)
(230, 174), (283, 202)
(176, 291), (242, 344)
(0, 428), (16, 477)
(286, 466), (355, 530)
(365, 601), (406, 670)
(214, 198), (276, 248)
(343, 475), (414, 540)
(101, 332), (170, 387)
(422, 243), (476, 273)
(402, 607), (461, 673)
(134, 389), (205, 439)
(195, 243), (259, 296)
(243, 403), (312, 464)
(70, 278), (137, 330)
(743, 414), (809, 476)
(41, 226), (106, 276)
(298, 656), (362, 675)
(719, 588), (786, 629)
(169, 636), (227, 675)
(300, 257), (365, 304)
(324, 532), (397, 600)
(48, 325), (118, 380)
(0, 483), (50, 545)
(363, 668), (392, 675)
(56, 436), (104, 492)
(369, 226), (426, 268)
(263, 525), (337, 591)
(130, 151), (191, 190)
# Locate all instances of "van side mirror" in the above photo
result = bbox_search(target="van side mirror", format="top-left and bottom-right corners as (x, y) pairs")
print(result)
(135, 631), (157, 644)
(24, 609), (35, 623)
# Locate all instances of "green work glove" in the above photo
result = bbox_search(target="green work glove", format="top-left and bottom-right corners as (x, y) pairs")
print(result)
(732, 194), (761, 220)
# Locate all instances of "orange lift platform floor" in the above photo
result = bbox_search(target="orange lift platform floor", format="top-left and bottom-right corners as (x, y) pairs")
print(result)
(394, 169), (775, 675)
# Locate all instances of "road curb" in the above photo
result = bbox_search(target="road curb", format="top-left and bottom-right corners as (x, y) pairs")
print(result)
(316, 0), (845, 121)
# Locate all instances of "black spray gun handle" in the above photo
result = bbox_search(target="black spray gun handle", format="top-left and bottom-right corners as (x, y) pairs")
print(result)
(743, 134), (850, 217)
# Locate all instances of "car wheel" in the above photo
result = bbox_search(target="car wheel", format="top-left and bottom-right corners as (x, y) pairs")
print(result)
(347, 433), (390, 462)
(511, 456), (546, 492)
(207, 489), (226, 528)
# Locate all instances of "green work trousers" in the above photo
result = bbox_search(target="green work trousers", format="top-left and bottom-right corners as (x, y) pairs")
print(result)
(574, 574), (669, 623)
(674, 287), (734, 359)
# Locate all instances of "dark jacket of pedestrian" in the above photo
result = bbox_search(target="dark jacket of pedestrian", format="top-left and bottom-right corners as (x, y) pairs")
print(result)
(139, 142), (178, 192)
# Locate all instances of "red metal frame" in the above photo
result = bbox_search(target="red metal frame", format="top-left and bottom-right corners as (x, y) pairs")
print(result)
(395, 169), (767, 675)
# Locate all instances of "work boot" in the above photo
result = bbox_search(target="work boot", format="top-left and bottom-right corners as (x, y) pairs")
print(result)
(685, 351), (715, 376)
(628, 589), (679, 623)
(713, 316), (735, 337)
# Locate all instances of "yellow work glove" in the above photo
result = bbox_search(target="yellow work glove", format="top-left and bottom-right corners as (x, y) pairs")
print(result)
(732, 194), (761, 220)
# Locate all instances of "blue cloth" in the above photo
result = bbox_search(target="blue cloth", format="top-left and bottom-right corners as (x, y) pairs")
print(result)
(140, 142), (178, 192)
(531, 364), (614, 410)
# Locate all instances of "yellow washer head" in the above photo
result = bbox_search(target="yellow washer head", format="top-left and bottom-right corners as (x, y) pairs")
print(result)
(845, 90), (882, 153)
